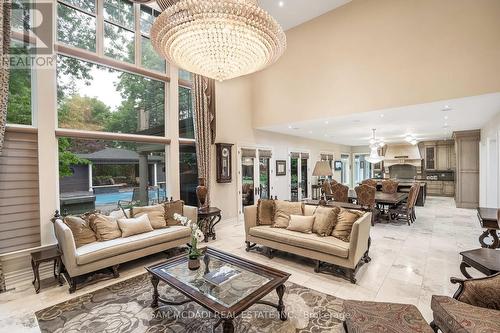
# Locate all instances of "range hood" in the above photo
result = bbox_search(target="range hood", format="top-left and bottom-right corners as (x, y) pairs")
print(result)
(383, 144), (423, 172)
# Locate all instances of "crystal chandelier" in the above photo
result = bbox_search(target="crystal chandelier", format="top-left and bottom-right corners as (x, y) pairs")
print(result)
(366, 129), (385, 164)
(149, 0), (287, 81)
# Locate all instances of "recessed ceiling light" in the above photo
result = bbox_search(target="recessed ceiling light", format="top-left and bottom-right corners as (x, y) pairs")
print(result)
(279, 1), (284, 7)
(380, 114), (385, 118)
(444, 115), (449, 120)
(287, 125), (292, 129)
(442, 105), (452, 112)
(308, 130), (313, 134)
(444, 122), (448, 127)
(352, 120), (361, 123)
(324, 120), (329, 125)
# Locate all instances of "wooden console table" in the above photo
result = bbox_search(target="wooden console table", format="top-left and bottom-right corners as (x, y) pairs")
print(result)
(477, 207), (499, 249)
(197, 207), (222, 242)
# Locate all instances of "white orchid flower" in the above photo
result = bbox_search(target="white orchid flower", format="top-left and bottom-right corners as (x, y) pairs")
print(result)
(195, 229), (204, 242)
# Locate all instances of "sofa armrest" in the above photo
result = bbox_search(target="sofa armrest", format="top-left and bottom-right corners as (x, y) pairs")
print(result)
(348, 212), (371, 265)
(54, 219), (78, 274)
(451, 272), (500, 310)
(244, 205), (258, 235)
(184, 205), (198, 223)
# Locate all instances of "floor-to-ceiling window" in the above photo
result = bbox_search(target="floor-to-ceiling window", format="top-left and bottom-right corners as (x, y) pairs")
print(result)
(54, 0), (170, 214)
(353, 154), (372, 185)
(340, 153), (351, 186)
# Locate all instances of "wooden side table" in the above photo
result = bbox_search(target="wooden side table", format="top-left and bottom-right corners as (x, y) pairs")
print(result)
(31, 248), (64, 293)
(459, 248), (500, 279)
(197, 207), (222, 242)
(477, 207), (499, 249)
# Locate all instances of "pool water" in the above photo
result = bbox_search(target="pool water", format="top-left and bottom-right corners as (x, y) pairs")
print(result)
(95, 190), (166, 205)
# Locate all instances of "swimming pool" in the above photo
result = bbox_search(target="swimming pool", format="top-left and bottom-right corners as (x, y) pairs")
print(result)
(95, 190), (165, 205)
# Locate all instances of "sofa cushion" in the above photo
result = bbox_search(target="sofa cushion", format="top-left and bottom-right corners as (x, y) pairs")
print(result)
(249, 226), (349, 258)
(431, 295), (500, 333)
(131, 204), (167, 229)
(118, 215), (154, 237)
(273, 200), (304, 228)
(63, 216), (97, 248)
(75, 226), (191, 265)
(286, 215), (314, 233)
(165, 200), (184, 226)
(313, 206), (340, 237)
(344, 300), (433, 333)
(89, 213), (121, 241)
(332, 208), (364, 242)
(257, 199), (275, 225)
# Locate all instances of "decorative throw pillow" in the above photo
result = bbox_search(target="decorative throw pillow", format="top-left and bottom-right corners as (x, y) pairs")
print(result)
(313, 206), (340, 237)
(257, 199), (275, 225)
(118, 214), (154, 237)
(131, 204), (167, 229)
(331, 209), (364, 242)
(63, 216), (97, 248)
(164, 200), (184, 226)
(89, 213), (122, 241)
(273, 200), (304, 228)
(286, 215), (315, 233)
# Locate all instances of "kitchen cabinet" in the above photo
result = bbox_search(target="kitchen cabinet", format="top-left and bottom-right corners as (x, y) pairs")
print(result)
(425, 146), (436, 170)
(436, 145), (449, 170)
(425, 180), (455, 197)
(422, 141), (455, 171)
(443, 181), (455, 196)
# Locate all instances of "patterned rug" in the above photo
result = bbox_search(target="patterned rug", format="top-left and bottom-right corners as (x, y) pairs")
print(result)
(35, 273), (346, 333)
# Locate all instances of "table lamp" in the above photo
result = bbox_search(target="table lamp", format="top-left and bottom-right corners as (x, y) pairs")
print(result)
(312, 161), (333, 205)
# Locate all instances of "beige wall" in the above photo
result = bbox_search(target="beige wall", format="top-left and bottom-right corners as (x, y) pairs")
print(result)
(251, 0), (500, 127)
(480, 112), (500, 207)
(212, 77), (351, 220)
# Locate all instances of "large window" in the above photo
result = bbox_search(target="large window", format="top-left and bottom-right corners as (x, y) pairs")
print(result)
(57, 1), (97, 52)
(59, 138), (166, 214)
(140, 5), (165, 72)
(179, 86), (194, 139)
(57, 55), (165, 135)
(7, 40), (32, 125)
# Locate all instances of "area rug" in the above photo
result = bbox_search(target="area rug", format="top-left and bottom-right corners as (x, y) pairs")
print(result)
(35, 273), (346, 333)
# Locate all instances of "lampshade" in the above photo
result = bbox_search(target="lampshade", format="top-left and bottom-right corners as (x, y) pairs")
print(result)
(312, 161), (333, 177)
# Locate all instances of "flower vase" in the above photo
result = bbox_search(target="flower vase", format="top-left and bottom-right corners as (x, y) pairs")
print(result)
(196, 177), (208, 209)
(188, 238), (201, 270)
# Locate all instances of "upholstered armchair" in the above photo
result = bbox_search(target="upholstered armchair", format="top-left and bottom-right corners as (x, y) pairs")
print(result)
(361, 179), (377, 188)
(331, 183), (349, 203)
(355, 184), (377, 225)
(381, 179), (399, 194)
(430, 273), (500, 333)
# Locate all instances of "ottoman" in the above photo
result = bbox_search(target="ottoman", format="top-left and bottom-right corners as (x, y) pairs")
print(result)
(343, 300), (433, 333)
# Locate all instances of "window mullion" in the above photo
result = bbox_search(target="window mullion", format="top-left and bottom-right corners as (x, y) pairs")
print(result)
(96, 0), (104, 57)
(135, 3), (141, 67)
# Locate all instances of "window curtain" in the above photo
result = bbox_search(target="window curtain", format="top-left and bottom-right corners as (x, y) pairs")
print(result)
(0, 0), (11, 154)
(192, 74), (216, 205)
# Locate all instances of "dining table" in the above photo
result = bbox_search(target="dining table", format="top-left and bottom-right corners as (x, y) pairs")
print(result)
(348, 189), (408, 206)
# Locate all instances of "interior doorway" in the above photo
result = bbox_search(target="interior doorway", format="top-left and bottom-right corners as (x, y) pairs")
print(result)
(340, 153), (351, 187)
(238, 147), (273, 216)
(353, 153), (373, 185)
(290, 151), (310, 201)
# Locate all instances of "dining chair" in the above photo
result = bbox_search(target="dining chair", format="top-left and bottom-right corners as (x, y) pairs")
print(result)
(321, 181), (334, 201)
(355, 184), (378, 225)
(389, 183), (418, 225)
(361, 179), (378, 189)
(331, 183), (349, 203)
(381, 179), (399, 194)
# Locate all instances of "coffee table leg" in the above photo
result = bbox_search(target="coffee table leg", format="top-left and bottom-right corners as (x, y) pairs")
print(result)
(150, 275), (159, 308)
(276, 284), (287, 321)
(222, 319), (234, 333)
(460, 261), (473, 279)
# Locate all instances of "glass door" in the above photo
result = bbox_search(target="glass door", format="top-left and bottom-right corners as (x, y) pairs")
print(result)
(259, 156), (271, 200)
(354, 154), (372, 185)
(290, 156), (299, 201)
(290, 152), (309, 201)
(241, 149), (257, 209)
(300, 157), (308, 199)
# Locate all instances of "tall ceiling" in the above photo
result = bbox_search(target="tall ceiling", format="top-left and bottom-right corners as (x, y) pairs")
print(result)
(259, 93), (500, 146)
(259, 0), (351, 30)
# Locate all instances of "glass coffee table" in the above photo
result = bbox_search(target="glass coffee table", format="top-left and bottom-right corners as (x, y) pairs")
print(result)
(146, 247), (290, 333)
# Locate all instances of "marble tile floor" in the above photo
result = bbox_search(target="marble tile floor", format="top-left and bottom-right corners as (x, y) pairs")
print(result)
(0, 197), (486, 332)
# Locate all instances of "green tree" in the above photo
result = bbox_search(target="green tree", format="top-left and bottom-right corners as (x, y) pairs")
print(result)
(58, 138), (90, 177)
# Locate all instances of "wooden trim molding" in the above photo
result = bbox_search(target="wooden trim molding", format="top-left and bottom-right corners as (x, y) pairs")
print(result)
(55, 44), (170, 83)
(55, 128), (171, 144)
(5, 125), (38, 134)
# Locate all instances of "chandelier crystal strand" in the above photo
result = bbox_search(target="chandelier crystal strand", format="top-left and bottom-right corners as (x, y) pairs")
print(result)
(151, 0), (287, 81)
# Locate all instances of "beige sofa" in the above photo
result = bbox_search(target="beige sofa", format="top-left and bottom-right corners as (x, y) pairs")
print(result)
(53, 206), (197, 293)
(244, 205), (371, 283)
